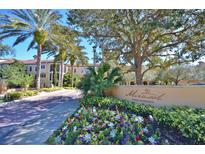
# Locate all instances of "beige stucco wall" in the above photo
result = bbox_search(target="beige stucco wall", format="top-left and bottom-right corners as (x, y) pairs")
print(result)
(106, 85), (205, 108)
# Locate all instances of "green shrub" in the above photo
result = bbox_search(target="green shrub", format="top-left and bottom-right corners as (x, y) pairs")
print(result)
(80, 97), (205, 144)
(4, 90), (39, 101)
(23, 90), (38, 96)
(4, 91), (23, 101)
(63, 71), (81, 87)
(39, 87), (63, 92)
(79, 63), (122, 97)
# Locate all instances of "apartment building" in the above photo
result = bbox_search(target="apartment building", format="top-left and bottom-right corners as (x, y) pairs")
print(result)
(0, 58), (92, 88)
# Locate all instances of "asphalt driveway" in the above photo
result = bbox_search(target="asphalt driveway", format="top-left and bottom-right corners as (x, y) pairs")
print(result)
(0, 89), (82, 145)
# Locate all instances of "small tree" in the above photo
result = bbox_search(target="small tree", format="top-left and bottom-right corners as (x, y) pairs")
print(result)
(0, 60), (34, 90)
(157, 65), (188, 85)
(21, 75), (34, 91)
(63, 71), (81, 87)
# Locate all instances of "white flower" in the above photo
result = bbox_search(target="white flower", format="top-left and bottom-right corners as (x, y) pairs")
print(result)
(110, 129), (116, 138)
(201, 115), (205, 118)
(148, 137), (157, 144)
(73, 126), (77, 132)
(132, 114), (136, 118)
(92, 107), (96, 113)
(108, 122), (114, 128)
(110, 111), (116, 116)
(115, 115), (121, 121)
(148, 115), (154, 122)
(143, 127), (149, 133)
(62, 126), (67, 131)
(78, 109), (82, 113)
(135, 116), (144, 123)
(84, 133), (92, 142)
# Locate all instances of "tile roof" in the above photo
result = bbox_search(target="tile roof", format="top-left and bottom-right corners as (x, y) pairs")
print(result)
(0, 58), (54, 64)
(0, 58), (98, 67)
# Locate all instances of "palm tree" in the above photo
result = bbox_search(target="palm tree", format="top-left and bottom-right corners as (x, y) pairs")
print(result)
(0, 10), (61, 89)
(43, 24), (88, 87)
(0, 42), (14, 57)
(56, 48), (67, 87)
(69, 46), (88, 87)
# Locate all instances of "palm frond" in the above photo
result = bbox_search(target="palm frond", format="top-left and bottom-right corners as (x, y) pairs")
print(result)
(13, 33), (31, 46)
(27, 39), (36, 51)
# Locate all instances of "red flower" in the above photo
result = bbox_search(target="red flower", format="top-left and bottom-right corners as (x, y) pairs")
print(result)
(135, 135), (141, 141)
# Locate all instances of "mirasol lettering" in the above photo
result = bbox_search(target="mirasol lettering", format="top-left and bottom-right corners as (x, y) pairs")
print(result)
(125, 89), (165, 101)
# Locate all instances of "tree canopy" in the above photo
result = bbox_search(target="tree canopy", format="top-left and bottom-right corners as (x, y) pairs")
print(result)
(0, 60), (34, 88)
(67, 9), (205, 84)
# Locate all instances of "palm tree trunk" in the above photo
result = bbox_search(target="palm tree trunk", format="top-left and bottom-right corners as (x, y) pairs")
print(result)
(36, 44), (42, 90)
(60, 60), (64, 87)
(53, 59), (57, 86)
(71, 65), (74, 87)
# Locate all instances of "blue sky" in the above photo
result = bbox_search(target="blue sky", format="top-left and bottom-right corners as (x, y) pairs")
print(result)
(0, 9), (95, 63)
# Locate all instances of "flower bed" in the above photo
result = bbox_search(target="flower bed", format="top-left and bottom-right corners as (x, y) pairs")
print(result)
(47, 97), (205, 145)
(47, 107), (170, 145)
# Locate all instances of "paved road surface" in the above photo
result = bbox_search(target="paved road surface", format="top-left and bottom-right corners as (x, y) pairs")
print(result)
(0, 89), (82, 145)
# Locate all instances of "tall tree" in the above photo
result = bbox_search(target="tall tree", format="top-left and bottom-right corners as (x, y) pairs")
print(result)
(43, 24), (88, 87)
(67, 9), (205, 84)
(0, 10), (61, 89)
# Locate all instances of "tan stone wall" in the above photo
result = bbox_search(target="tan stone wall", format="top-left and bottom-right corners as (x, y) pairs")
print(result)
(105, 85), (205, 108)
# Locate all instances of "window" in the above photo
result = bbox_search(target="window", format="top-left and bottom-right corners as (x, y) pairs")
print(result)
(41, 73), (46, 78)
(41, 65), (45, 69)
(29, 66), (32, 72)
(49, 74), (52, 81)
(74, 68), (76, 73)
(35, 66), (37, 71)
(50, 64), (54, 72)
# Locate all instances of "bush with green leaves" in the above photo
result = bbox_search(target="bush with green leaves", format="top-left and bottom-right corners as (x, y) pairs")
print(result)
(4, 90), (39, 101)
(80, 97), (205, 144)
(63, 71), (81, 87)
(38, 87), (63, 92)
(3, 87), (64, 102)
(0, 60), (34, 89)
(79, 63), (122, 96)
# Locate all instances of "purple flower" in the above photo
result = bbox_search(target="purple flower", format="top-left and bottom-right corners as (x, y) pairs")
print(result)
(148, 137), (157, 144)
(73, 126), (77, 132)
(143, 127), (149, 133)
(74, 113), (80, 118)
(86, 125), (93, 131)
(84, 133), (92, 142)
(92, 117), (97, 122)
(115, 115), (121, 121)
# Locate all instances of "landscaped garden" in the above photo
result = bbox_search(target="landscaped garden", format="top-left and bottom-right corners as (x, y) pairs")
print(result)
(47, 97), (205, 145)
(1, 87), (64, 103)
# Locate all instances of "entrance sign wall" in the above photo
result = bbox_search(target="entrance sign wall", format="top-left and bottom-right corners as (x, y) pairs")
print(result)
(105, 85), (205, 108)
